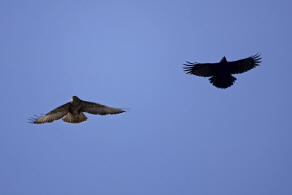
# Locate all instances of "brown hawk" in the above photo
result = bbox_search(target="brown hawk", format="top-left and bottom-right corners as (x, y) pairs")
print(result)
(30, 96), (125, 124)
(183, 54), (261, 88)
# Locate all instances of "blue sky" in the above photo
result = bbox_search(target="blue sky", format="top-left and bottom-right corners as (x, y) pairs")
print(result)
(1, 0), (291, 194)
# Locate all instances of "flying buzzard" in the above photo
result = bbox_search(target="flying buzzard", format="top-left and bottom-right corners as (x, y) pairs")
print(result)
(30, 96), (125, 124)
(183, 54), (261, 88)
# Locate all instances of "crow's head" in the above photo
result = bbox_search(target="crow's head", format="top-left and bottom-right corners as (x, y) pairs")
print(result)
(220, 56), (227, 63)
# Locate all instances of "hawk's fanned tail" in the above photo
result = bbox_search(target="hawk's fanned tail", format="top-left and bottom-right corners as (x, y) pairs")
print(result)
(62, 113), (87, 123)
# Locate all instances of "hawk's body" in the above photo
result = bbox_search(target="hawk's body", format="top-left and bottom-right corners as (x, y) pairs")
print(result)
(183, 54), (261, 88)
(30, 96), (125, 124)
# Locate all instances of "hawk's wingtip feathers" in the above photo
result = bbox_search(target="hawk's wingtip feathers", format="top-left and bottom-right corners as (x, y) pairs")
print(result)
(28, 114), (43, 124)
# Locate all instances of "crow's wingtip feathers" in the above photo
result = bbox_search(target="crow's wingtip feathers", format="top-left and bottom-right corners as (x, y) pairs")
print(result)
(182, 61), (199, 74)
(252, 53), (262, 65)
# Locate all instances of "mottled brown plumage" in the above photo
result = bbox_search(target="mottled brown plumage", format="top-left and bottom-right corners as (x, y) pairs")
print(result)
(183, 54), (261, 88)
(30, 96), (125, 124)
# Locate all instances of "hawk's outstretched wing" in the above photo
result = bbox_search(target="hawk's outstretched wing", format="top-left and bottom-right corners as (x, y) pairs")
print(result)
(183, 61), (217, 77)
(30, 103), (70, 124)
(80, 101), (125, 115)
(228, 54), (261, 74)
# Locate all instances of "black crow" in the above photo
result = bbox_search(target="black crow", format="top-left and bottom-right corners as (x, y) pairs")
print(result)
(183, 54), (261, 88)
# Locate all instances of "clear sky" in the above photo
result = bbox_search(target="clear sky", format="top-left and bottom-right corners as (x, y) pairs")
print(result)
(1, 0), (291, 194)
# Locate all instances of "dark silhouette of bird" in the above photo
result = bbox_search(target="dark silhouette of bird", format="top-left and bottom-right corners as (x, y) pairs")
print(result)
(30, 96), (125, 124)
(183, 54), (261, 88)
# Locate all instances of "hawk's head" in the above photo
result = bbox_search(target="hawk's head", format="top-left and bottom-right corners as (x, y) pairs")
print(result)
(71, 96), (81, 104)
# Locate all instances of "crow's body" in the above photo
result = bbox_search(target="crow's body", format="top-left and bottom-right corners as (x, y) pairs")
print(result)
(183, 54), (261, 88)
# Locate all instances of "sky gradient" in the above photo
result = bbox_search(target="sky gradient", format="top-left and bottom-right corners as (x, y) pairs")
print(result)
(1, 0), (292, 194)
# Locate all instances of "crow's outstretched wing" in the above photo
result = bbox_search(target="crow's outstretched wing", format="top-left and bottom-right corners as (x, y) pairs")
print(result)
(228, 54), (261, 74)
(183, 61), (217, 77)
(30, 103), (70, 124)
(80, 101), (125, 115)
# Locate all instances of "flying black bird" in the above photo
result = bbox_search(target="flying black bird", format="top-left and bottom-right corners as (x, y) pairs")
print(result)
(30, 96), (125, 124)
(183, 54), (261, 88)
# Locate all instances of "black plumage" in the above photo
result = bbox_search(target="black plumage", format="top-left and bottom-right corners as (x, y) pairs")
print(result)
(183, 54), (261, 88)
